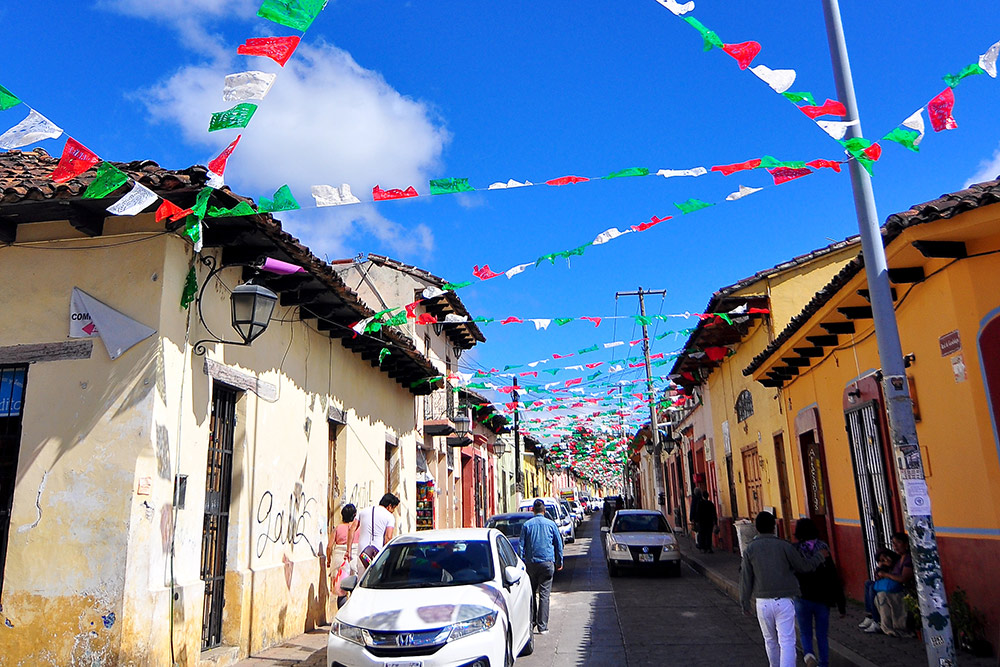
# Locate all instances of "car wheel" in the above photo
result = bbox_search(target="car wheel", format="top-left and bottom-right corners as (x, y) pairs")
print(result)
(608, 561), (620, 577)
(518, 625), (534, 657)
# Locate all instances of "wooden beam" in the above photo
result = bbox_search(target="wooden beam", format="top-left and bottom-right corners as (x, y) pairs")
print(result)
(857, 288), (896, 302)
(820, 321), (855, 334)
(781, 357), (812, 367)
(888, 266), (925, 284)
(67, 203), (105, 237)
(793, 347), (825, 358)
(806, 334), (839, 347)
(279, 287), (326, 306)
(772, 366), (800, 376)
(0, 220), (16, 244)
(837, 306), (873, 320)
(759, 379), (784, 388)
(912, 240), (967, 259)
(0, 340), (93, 364)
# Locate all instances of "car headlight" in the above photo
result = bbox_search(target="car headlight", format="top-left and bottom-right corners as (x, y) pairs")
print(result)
(447, 611), (498, 642)
(610, 542), (629, 553)
(661, 544), (678, 552)
(330, 620), (366, 646)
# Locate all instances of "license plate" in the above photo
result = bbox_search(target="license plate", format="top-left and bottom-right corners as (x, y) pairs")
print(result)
(638, 553), (654, 563)
(387, 662), (422, 667)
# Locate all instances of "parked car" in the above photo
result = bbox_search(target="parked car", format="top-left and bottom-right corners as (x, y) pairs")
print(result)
(578, 496), (592, 515)
(605, 509), (681, 577)
(331, 528), (534, 667)
(588, 498), (603, 513)
(569, 500), (586, 522)
(560, 500), (581, 529)
(518, 497), (575, 544)
(485, 512), (534, 554)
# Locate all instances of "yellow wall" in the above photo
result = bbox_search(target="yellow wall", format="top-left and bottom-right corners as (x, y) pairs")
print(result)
(0, 219), (419, 665)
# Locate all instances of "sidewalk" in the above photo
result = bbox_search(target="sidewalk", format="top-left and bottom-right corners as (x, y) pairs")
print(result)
(676, 532), (994, 667)
(233, 625), (328, 666)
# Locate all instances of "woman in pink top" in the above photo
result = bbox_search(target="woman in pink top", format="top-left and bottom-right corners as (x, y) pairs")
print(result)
(326, 504), (359, 606)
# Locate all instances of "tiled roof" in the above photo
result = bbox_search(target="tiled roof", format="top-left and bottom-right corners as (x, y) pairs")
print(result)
(743, 177), (1000, 376)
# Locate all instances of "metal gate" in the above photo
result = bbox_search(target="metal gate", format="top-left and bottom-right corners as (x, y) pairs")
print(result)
(845, 401), (895, 579)
(0, 365), (28, 600)
(201, 384), (238, 651)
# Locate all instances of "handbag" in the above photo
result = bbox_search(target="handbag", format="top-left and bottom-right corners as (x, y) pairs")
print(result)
(332, 558), (352, 596)
(357, 506), (380, 569)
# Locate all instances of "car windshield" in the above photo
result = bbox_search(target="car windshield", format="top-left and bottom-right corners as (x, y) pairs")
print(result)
(487, 516), (530, 538)
(362, 540), (495, 589)
(613, 514), (670, 533)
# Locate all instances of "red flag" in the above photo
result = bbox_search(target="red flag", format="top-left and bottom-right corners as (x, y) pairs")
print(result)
(51, 137), (99, 183)
(497, 386), (516, 394)
(806, 159), (842, 173)
(768, 167), (813, 185)
(705, 346), (729, 361)
(928, 88), (957, 131)
(545, 175), (589, 186)
(748, 307), (770, 314)
(520, 371), (538, 378)
(565, 378), (582, 387)
(208, 135), (241, 176)
(155, 199), (191, 223)
(405, 302), (420, 319)
(862, 143), (882, 161)
(629, 339), (644, 346)
(415, 313), (437, 325)
(650, 353), (665, 360)
(632, 215), (671, 232)
(237, 36), (301, 66)
(629, 362), (644, 368)
(722, 41), (761, 70)
(585, 362), (603, 369)
(711, 158), (761, 176)
(373, 185), (419, 200)
(580, 316), (602, 327)
(799, 99), (847, 119)
(500, 316), (523, 325)
(553, 353), (574, 359)
(473, 264), (503, 280)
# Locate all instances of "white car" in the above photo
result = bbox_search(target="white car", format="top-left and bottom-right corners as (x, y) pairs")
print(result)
(517, 498), (574, 544)
(605, 509), (682, 577)
(331, 529), (534, 667)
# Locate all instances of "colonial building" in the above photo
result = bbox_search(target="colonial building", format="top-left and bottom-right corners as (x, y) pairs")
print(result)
(745, 178), (1000, 647)
(0, 149), (438, 665)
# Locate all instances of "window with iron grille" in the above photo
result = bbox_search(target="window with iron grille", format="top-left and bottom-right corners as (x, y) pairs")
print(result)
(0, 364), (27, 601)
(735, 389), (754, 423)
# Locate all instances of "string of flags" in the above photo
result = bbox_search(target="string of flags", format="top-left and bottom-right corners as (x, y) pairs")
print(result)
(652, 0), (1000, 174)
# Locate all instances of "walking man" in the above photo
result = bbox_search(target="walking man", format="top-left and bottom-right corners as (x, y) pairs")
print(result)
(518, 499), (564, 634)
(348, 493), (399, 573)
(739, 511), (827, 667)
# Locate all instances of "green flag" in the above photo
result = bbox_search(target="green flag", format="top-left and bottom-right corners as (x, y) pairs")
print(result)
(472, 317), (494, 324)
(840, 138), (876, 175)
(181, 265), (198, 310)
(183, 214), (202, 247)
(588, 371), (603, 381)
(0, 84), (21, 111)
(716, 313), (733, 325)
(82, 162), (128, 199)
(759, 155), (806, 169)
(536, 253), (557, 266)
(555, 318), (574, 326)
(944, 63), (985, 88)
(503, 364), (523, 371)
(429, 177), (475, 195)
(379, 348), (391, 365)
(209, 103), (258, 132)
(443, 281), (472, 290)
(257, 0), (327, 31)
(191, 187), (213, 220)
(207, 201), (257, 217)
(632, 315), (653, 326)
(683, 16), (723, 51)
(674, 198), (714, 214)
(258, 184), (300, 213)
(385, 311), (407, 327)
(578, 345), (599, 354)
(602, 167), (649, 179)
(558, 243), (590, 259)
(882, 127), (920, 152)
(466, 382), (488, 390)
(544, 369), (561, 376)
(781, 91), (816, 106)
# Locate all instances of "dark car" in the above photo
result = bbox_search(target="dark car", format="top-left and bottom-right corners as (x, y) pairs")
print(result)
(485, 512), (535, 554)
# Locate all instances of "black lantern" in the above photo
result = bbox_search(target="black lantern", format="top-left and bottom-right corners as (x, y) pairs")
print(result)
(231, 283), (278, 344)
(493, 438), (507, 456)
(453, 411), (472, 438)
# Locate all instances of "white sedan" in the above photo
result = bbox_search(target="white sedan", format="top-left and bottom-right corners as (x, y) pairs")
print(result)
(605, 509), (682, 577)
(330, 528), (534, 667)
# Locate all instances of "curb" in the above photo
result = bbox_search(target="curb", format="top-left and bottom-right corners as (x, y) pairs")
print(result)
(680, 551), (880, 667)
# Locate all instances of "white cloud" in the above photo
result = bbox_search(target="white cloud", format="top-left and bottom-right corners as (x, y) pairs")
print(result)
(135, 40), (449, 259)
(966, 142), (1000, 188)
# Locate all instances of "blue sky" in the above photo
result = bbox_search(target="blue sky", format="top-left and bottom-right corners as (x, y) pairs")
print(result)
(4, 1), (1000, 431)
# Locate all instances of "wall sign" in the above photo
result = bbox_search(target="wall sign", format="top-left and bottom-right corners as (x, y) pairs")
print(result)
(939, 330), (961, 356)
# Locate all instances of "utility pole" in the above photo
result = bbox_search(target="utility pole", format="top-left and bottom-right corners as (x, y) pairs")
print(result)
(617, 288), (667, 518)
(512, 376), (523, 508)
(821, 2), (954, 662)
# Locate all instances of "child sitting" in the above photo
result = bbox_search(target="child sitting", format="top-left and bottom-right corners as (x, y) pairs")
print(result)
(871, 548), (907, 636)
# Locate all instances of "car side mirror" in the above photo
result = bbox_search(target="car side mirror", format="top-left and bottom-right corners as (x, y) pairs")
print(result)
(339, 575), (358, 592)
(502, 566), (523, 587)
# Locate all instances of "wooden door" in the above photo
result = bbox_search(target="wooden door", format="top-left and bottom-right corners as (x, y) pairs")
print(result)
(741, 445), (763, 517)
(773, 433), (793, 539)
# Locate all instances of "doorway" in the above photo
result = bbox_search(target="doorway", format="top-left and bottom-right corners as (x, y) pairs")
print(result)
(0, 365), (27, 600)
(773, 433), (793, 539)
(742, 445), (763, 517)
(201, 383), (239, 651)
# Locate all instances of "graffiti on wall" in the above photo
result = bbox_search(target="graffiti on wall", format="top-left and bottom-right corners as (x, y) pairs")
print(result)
(343, 480), (375, 510)
(255, 483), (319, 558)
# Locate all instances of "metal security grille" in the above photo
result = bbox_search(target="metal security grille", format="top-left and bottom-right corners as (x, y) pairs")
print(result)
(0, 365), (27, 600)
(845, 401), (895, 579)
(200, 384), (238, 651)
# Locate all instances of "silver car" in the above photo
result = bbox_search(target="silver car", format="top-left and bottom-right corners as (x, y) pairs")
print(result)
(605, 509), (681, 577)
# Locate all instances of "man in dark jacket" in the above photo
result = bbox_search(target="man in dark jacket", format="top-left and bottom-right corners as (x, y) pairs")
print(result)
(740, 511), (827, 667)
(694, 489), (717, 553)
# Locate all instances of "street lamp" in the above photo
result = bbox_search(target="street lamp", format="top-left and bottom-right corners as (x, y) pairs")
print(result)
(453, 411), (471, 438)
(193, 255), (278, 355)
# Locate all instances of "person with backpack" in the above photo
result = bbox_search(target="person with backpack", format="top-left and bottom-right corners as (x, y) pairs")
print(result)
(792, 518), (846, 667)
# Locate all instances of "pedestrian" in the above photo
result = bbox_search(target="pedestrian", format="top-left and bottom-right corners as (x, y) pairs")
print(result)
(694, 489), (717, 553)
(326, 503), (360, 608)
(740, 511), (827, 667)
(348, 493), (399, 574)
(689, 488), (702, 544)
(793, 518), (846, 667)
(518, 498), (564, 634)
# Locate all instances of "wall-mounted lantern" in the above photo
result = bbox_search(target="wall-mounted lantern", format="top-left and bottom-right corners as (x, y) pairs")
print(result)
(193, 255), (278, 355)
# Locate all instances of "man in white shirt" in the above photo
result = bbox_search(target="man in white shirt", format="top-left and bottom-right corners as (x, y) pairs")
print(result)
(348, 493), (399, 560)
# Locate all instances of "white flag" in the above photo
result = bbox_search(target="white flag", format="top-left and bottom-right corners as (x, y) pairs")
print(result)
(592, 227), (630, 245)
(487, 179), (533, 189)
(816, 119), (858, 141)
(505, 263), (533, 279)
(979, 39), (1000, 78)
(653, 0), (695, 16)
(725, 185), (763, 201)
(69, 288), (155, 360)
(530, 319), (551, 330)
(444, 314), (467, 323)
(206, 171), (225, 189)
(0, 109), (62, 149)
(107, 182), (158, 216)
(750, 65), (796, 93)
(902, 109), (926, 147)
(223, 71), (277, 102)
(311, 184), (360, 207)
(656, 167), (707, 178)
(604, 341), (624, 348)
(422, 286), (446, 299)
